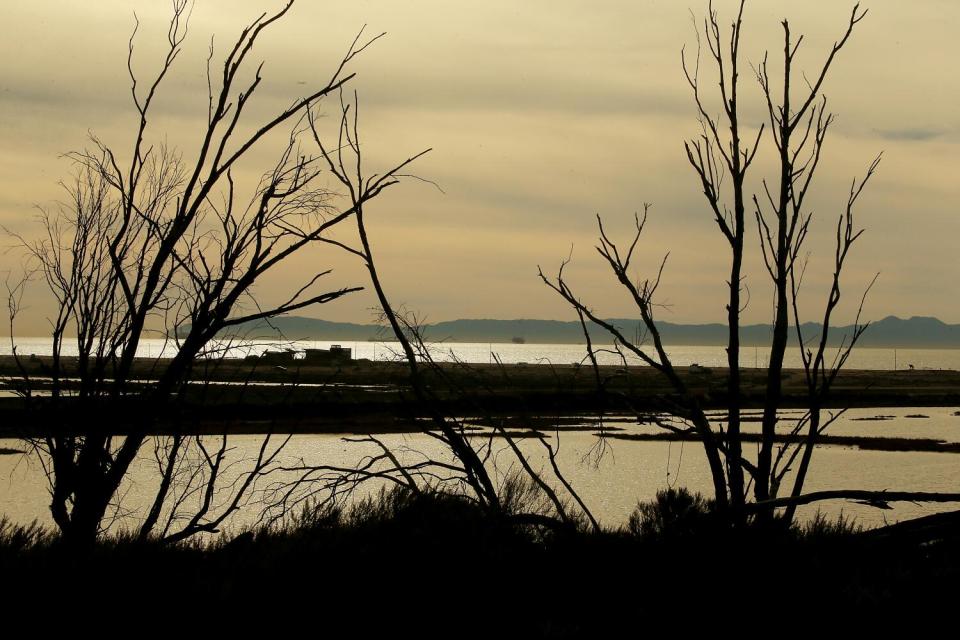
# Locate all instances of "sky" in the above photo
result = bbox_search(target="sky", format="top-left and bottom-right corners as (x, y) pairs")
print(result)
(1, 0), (958, 334)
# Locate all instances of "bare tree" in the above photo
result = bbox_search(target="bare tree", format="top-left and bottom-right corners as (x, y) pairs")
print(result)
(258, 92), (599, 532)
(308, 93), (502, 511)
(682, 0), (762, 512)
(751, 3), (871, 517)
(542, 0), (888, 525)
(8, 0), (402, 544)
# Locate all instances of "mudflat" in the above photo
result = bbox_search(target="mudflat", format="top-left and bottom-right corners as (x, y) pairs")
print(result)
(2, 355), (959, 437)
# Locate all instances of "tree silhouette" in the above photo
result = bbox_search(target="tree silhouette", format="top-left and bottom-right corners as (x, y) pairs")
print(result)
(8, 0), (412, 544)
(542, 0), (885, 524)
(258, 92), (599, 531)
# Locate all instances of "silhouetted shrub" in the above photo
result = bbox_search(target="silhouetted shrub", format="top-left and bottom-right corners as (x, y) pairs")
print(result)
(626, 487), (715, 540)
(796, 510), (862, 540)
(0, 517), (52, 551)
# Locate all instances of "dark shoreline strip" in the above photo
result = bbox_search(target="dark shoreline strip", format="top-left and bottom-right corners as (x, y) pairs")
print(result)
(599, 431), (960, 453)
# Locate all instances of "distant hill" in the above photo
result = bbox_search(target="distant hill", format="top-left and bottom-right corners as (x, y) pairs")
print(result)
(217, 315), (960, 348)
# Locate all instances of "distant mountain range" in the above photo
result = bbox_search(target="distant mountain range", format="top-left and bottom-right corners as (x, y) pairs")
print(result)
(219, 315), (960, 348)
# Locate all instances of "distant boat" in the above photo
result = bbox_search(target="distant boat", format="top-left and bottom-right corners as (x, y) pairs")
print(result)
(511, 336), (526, 344)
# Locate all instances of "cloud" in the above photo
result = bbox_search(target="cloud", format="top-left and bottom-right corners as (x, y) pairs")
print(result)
(874, 128), (948, 142)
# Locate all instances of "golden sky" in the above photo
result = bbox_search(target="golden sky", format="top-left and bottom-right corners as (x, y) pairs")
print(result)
(1, 1), (958, 334)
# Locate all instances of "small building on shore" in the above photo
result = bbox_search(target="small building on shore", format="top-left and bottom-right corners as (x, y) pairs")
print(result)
(255, 345), (352, 365)
(303, 345), (352, 364)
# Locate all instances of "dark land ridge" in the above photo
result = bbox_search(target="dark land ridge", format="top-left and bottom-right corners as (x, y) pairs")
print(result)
(207, 314), (960, 348)
(3, 355), (960, 446)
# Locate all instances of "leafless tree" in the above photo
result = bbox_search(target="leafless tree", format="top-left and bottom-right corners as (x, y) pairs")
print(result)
(310, 96), (506, 510)
(249, 94), (599, 529)
(258, 92), (599, 532)
(8, 0), (404, 544)
(750, 2), (872, 517)
(682, 0), (762, 512)
(773, 158), (880, 522)
(541, 1), (893, 525)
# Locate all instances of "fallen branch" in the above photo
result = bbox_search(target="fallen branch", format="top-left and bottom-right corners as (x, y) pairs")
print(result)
(744, 490), (960, 513)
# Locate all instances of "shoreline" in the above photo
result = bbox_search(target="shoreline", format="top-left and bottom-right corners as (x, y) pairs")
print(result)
(3, 355), (960, 439)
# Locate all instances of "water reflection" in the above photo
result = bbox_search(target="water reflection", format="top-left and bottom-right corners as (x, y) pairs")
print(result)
(2, 406), (959, 535)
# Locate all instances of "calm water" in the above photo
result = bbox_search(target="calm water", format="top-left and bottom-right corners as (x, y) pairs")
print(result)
(3, 338), (958, 533)
(2, 406), (959, 534)
(2, 337), (958, 370)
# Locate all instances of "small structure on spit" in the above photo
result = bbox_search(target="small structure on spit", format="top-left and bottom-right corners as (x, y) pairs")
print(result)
(256, 344), (353, 365)
(303, 344), (352, 363)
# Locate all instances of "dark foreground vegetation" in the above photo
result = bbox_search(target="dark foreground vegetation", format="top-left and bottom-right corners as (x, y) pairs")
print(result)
(2, 487), (959, 633)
